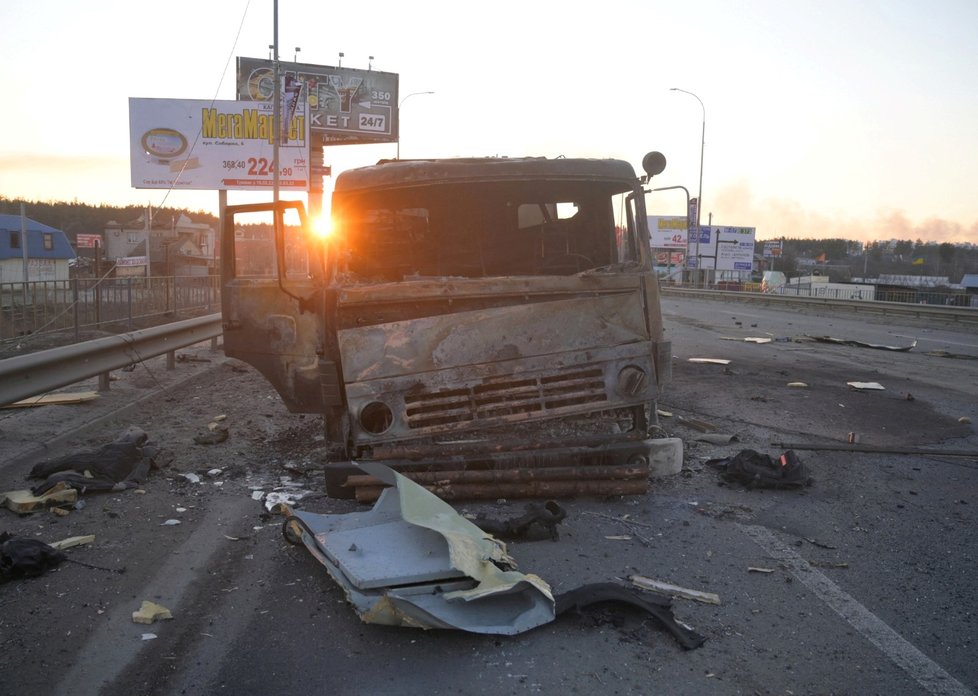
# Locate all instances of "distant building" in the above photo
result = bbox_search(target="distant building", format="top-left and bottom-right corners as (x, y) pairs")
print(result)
(103, 211), (216, 277)
(103, 216), (151, 278)
(0, 214), (75, 286)
(784, 274), (876, 301)
(148, 213), (215, 276)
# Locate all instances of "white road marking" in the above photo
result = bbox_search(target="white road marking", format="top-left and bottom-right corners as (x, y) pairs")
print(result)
(740, 524), (974, 696)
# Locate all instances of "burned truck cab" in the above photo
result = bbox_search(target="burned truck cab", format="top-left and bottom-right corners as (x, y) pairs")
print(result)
(221, 155), (672, 500)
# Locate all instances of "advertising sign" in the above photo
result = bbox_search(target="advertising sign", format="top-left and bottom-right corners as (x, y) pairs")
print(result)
(762, 240), (783, 258)
(129, 98), (310, 191)
(76, 233), (101, 249)
(236, 57), (399, 146)
(648, 216), (688, 249)
(654, 250), (686, 265)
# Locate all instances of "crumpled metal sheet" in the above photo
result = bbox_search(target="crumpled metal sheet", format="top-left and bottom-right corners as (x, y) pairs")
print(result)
(287, 461), (555, 635)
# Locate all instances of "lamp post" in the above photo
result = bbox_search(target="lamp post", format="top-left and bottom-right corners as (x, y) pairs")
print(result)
(396, 91), (434, 159)
(670, 87), (705, 284)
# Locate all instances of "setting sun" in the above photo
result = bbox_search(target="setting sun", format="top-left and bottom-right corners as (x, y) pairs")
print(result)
(310, 214), (333, 239)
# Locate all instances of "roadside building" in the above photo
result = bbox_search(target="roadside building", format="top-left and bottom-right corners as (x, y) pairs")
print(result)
(0, 214), (75, 286)
(103, 211), (216, 277)
(960, 274), (978, 307)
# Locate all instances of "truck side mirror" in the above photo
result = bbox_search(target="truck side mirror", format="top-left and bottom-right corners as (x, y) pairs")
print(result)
(642, 151), (667, 180)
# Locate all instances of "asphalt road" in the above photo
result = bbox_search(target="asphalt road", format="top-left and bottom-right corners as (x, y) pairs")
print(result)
(1, 294), (976, 696)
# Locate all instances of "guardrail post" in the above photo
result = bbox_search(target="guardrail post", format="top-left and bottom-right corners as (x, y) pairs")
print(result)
(166, 350), (176, 370)
(72, 279), (80, 342)
(98, 371), (111, 392)
(127, 277), (133, 330)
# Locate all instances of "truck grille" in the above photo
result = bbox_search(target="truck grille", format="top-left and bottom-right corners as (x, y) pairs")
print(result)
(404, 367), (607, 430)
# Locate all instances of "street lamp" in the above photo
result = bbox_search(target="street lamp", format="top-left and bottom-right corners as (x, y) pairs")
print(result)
(396, 91), (435, 159)
(669, 88), (705, 282)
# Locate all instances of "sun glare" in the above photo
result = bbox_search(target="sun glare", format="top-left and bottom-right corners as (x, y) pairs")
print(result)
(310, 214), (333, 239)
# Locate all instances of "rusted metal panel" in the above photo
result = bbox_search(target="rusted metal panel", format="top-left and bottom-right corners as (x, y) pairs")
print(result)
(337, 289), (647, 382)
(366, 430), (647, 460)
(334, 157), (638, 193)
(345, 464), (649, 488)
(342, 341), (655, 444)
(354, 478), (650, 503)
(336, 274), (643, 306)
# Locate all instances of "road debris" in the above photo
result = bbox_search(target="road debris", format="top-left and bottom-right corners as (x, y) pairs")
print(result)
(468, 500), (567, 541)
(695, 433), (740, 445)
(676, 416), (717, 433)
(132, 600), (173, 624)
(804, 335), (917, 351)
(748, 567), (776, 573)
(0, 532), (66, 580)
(27, 427), (157, 496)
(810, 561), (849, 569)
(1, 391), (100, 409)
(281, 462), (703, 647)
(688, 358), (731, 365)
(554, 583), (705, 650)
(771, 441), (978, 458)
(194, 424), (229, 445)
(49, 535), (96, 550)
(847, 381), (885, 391)
(786, 382), (808, 388)
(628, 574), (721, 605)
(924, 349), (978, 360)
(176, 353), (212, 363)
(720, 337), (772, 344)
(706, 449), (813, 489)
(1, 482), (78, 513)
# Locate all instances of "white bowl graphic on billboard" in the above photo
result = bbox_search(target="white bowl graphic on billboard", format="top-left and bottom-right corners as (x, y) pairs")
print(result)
(141, 128), (188, 164)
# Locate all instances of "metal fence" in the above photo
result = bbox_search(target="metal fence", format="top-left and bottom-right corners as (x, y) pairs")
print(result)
(662, 279), (978, 308)
(0, 275), (221, 342)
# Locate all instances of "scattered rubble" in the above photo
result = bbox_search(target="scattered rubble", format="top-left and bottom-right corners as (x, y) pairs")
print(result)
(281, 462), (705, 648)
(628, 574), (721, 605)
(132, 600), (173, 624)
(706, 449), (813, 489)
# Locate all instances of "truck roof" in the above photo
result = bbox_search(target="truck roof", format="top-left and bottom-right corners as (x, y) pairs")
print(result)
(333, 157), (639, 193)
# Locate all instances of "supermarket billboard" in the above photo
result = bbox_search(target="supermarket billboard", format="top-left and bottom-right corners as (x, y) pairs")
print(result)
(236, 57), (399, 146)
(129, 97), (310, 191)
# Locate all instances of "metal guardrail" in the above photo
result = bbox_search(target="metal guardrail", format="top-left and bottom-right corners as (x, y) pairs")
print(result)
(0, 275), (220, 341)
(660, 286), (978, 327)
(0, 313), (223, 406)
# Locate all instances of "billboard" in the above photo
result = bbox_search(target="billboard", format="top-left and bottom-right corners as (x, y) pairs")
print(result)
(687, 226), (756, 271)
(648, 216), (688, 249)
(76, 233), (102, 249)
(129, 98), (309, 191)
(762, 240), (783, 258)
(236, 57), (399, 146)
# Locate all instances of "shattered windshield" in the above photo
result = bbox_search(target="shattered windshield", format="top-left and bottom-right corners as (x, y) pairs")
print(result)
(332, 180), (640, 281)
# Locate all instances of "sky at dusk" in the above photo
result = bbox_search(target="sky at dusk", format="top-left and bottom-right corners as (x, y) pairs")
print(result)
(2, 0), (977, 243)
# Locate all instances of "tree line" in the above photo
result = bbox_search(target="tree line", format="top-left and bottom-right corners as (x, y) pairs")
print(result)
(761, 237), (976, 283)
(0, 197), (218, 238)
(4, 196), (975, 283)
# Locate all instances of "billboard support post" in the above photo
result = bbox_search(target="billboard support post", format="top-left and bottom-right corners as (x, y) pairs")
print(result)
(272, 0), (280, 207)
(650, 185), (690, 284)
